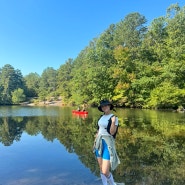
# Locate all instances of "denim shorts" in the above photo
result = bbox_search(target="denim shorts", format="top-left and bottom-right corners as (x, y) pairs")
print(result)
(95, 139), (110, 160)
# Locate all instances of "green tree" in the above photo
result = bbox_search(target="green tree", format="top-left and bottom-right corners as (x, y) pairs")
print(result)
(70, 48), (98, 104)
(57, 58), (73, 102)
(24, 72), (40, 97)
(39, 67), (57, 100)
(11, 88), (26, 104)
(0, 64), (25, 104)
(114, 12), (147, 49)
(147, 81), (185, 109)
(112, 46), (134, 105)
(166, 3), (185, 60)
(140, 16), (168, 63)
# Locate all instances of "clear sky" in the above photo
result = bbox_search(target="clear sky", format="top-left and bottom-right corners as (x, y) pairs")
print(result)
(0, 0), (184, 76)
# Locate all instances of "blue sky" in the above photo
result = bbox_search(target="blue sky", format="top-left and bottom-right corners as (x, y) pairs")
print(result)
(0, 0), (184, 76)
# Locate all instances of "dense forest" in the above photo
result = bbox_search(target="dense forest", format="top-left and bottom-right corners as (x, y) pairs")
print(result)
(0, 4), (185, 109)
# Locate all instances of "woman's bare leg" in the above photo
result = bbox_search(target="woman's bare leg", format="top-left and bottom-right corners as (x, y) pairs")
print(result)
(101, 159), (111, 176)
(101, 159), (116, 185)
(97, 157), (108, 185)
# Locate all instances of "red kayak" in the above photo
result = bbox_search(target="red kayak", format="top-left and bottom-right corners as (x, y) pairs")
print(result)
(72, 110), (88, 114)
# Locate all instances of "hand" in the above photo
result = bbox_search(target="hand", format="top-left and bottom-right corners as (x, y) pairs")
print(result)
(111, 116), (116, 123)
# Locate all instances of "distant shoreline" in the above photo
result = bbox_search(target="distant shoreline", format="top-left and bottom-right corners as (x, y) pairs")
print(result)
(21, 100), (66, 107)
(1, 101), (184, 113)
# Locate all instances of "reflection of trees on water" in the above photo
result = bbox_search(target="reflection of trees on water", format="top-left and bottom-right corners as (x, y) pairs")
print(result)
(0, 114), (185, 185)
(0, 117), (26, 146)
(115, 114), (185, 185)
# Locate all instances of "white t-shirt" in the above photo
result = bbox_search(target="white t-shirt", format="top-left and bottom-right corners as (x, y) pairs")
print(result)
(98, 114), (119, 135)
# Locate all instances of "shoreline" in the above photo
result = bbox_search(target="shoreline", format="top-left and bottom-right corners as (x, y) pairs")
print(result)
(1, 101), (184, 113)
(21, 100), (66, 107)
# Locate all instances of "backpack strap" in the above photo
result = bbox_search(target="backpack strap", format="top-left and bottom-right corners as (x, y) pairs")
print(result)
(106, 115), (118, 138)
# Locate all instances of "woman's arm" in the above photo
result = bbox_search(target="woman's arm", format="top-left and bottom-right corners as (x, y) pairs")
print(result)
(110, 116), (118, 135)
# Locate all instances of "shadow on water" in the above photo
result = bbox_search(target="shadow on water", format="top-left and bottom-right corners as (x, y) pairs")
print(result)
(0, 106), (185, 185)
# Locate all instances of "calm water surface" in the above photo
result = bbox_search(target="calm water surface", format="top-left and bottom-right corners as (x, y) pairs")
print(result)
(0, 106), (184, 185)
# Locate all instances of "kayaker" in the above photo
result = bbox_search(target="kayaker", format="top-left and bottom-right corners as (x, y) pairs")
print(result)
(82, 102), (87, 111)
(93, 100), (120, 185)
(77, 106), (81, 111)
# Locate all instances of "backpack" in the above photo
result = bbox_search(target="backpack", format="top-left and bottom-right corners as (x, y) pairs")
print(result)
(97, 114), (119, 138)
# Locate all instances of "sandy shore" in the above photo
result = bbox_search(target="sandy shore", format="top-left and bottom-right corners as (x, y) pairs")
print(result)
(22, 100), (66, 107)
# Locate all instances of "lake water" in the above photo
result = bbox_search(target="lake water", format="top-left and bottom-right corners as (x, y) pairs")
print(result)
(0, 106), (184, 185)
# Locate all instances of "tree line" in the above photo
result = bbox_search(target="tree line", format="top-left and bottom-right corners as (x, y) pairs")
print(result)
(0, 3), (184, 109)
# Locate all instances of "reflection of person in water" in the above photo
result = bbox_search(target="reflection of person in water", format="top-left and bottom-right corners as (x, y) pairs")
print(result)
(93, 100), (120, 185)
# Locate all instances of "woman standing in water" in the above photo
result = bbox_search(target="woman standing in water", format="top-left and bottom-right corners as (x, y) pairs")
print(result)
(93, 100), (120, 185)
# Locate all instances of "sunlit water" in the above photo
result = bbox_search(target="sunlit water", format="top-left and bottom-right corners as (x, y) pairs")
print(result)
(0, 133), (98, 185)
(0, 106), (184, 185)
